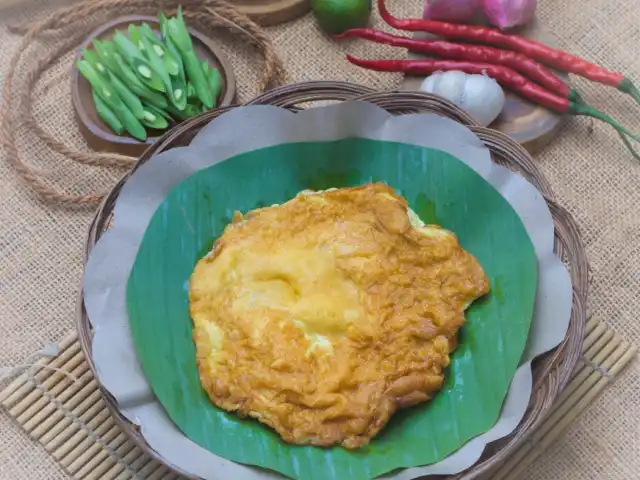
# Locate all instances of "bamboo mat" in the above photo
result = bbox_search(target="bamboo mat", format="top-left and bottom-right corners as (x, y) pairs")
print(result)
(0, 316), (636, 480)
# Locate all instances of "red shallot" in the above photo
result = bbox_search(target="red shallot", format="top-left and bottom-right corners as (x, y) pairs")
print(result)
(424, 0), (480, 22)
(482, 0), (537, 30)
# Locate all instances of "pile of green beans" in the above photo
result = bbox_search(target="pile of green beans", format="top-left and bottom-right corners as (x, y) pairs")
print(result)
(77, 7), (223, 141)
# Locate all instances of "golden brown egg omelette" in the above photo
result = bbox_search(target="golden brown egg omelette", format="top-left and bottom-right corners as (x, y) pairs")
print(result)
(189, 183), (490, 449)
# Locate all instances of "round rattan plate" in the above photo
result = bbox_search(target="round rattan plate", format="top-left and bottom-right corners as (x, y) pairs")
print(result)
(76, 81), (588, 480)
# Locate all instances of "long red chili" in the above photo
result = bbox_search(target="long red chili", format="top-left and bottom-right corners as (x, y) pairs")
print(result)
(336, 28), (581, 103)
(346, 55), (640, 160)
(378, 0), (640, 103)
(347, 55), (569, 112)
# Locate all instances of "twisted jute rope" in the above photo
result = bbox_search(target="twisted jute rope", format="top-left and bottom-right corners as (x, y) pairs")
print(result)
(1, 0), (287, 208)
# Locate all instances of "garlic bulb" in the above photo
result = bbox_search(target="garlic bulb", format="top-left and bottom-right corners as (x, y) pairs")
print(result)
(482, 0), (537, 30)
(424, 0), (481, 22)
(419, 71), (505, 127)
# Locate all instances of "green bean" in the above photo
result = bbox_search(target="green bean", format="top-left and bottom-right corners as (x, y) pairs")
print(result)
(93, 41), (158, 104)
(184, 103), (202, 118)
(128, 24), (143, 49)
(140, 103), (169, 130)
(92, 39), (119, 72)
(200, 61), (222, 107)
(140, 23), (181, 76)
(140, 25), (185, 104)
(133, 26), (165, 75)
(76, 60), (146, 140)
(94, 40), (135, 87)
(81, 49), (108, 76)
(92, 88), (123, 135)
(158, 11), (168, 33)
(187, 82), (197, 100)
(166, 103), (188, 121)
(132, 24), (154, 57)
(207, 67), (222, 107)
(76, 59), (119, 109)
(167, 16), (213, 108)
(172, 6), (191, 51)
(107, 69), (145, 120)
(84, 42), (145, 120)
(139, 33), (186, 111)
(170, 75), (187, 109)
(145, 102), (172, 121)
(110, 51), (151, 93)
(165, 34), (186, 84)
(160, 13), (186, 84)
(145, 101), (172, 121)
(113, 30), (165, 92)
(112, 52), (168, 108)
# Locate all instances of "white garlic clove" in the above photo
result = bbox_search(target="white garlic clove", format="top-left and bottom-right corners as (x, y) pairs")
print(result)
(420, 73), (439, 94)
(459, 75), (505, 126)
(419, 71), (506, 127)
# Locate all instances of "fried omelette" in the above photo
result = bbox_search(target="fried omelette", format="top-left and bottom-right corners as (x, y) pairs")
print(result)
(189, 183), (490, 449)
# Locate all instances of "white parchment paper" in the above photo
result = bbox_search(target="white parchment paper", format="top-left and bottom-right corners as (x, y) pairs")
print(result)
(83, 101), (572, 480)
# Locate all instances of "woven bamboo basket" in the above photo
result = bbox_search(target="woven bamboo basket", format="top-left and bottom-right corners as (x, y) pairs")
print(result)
(76, 81), (589, 480)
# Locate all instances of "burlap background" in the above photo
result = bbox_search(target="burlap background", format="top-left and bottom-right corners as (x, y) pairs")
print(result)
(1, 0), (638, 478)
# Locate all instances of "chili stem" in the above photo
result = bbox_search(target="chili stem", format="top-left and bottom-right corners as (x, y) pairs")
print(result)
(570, 103), (640, 160)
(618, 78), (640, 105)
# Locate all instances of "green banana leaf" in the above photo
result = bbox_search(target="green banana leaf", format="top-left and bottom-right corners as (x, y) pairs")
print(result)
(126, 138), (537, 480)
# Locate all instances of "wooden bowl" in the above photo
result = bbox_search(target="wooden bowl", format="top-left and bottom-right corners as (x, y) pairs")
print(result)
(71, 15), (237, 157)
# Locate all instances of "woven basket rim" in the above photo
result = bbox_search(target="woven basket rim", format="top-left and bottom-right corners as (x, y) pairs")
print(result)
(76, 80), (588, 480)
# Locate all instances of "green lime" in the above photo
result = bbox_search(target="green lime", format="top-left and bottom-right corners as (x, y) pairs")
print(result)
(311, 0), (371, 34)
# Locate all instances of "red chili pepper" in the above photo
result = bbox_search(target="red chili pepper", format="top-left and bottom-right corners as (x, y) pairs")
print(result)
(377, 0), (640, 104)
(347, 55), (569, 112)
(336, 28), (582, 103)
(346, 55), (640, 160)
